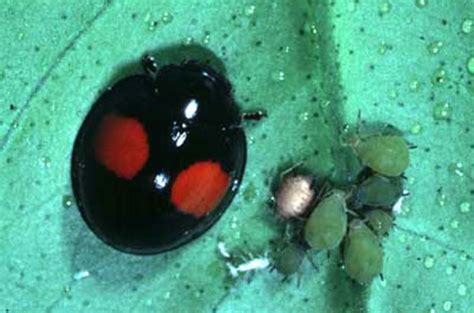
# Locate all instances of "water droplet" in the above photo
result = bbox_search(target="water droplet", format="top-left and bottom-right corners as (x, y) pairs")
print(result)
(40, 156), (51, 168)
(410, 123), (422, 135)
(161, 12), (174, 24)
(443, 301), (452, 311)
(415, 0), (428, 8)
(18, 32), (25, 40)
(409, 79), (420, 91)
(450, 219), (459, 229)
(148, 21), (158, 31)
(424, 255), (435, 268)
(62, 195), (73, 208)
(379, 2), (392, 16)
(388, 89), (398, 99)
(271, 71), (285, 81)
(299, 112), (310, 122)
(436, 191), (447, 206)
(245, 5), (256, 16)
(460, 252), (469, 261)
(202, 32), (211, 45)
(448, 162), (464, 176)
(462, 19), (473, 34)
(467, 57), (474, 75)
(432, 67), (447, 85)
(182, 37), (194, 46)
(446, 265), (454, 275)
(427, 41), (443, 54)
(433, 102), (452, 120)
(378, 42), (392, 55)
(164, 291), (171, 299)
(459, 202), (471, 213)
(458, 284), (467, 296)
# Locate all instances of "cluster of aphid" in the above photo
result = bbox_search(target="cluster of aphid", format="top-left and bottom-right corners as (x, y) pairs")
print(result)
(271, 126), (411, 284)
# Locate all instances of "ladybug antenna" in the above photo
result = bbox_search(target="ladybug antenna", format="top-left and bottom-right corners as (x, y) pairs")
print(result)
(142, 54), (159, 78)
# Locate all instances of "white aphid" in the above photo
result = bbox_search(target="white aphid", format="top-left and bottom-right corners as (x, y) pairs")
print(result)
(275, 174), (315, 218)
(226, 256), (270, 278)
(218, 241), (270, 278)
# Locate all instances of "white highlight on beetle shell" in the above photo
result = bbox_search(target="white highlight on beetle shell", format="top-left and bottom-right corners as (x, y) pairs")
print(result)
(154, 173), (169, 190)
(184, 99), (198, 119)
(276, 175), (315, 218)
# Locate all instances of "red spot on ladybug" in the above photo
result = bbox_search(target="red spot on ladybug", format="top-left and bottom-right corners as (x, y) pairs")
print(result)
(94, 114), (149, 179)
(171, 161), (231, 218)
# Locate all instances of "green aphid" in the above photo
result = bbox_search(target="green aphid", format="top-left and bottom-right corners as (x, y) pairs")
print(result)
(353, 135), (410, 177)
(343, 220), (384, 284)
(354, 174), (403, 208)
(366, 209), (393, 237)
(272, 243), (305, 278)
(304, 189), (348, 250)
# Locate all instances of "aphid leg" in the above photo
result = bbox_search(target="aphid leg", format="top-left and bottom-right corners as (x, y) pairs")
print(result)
(379, 273), (385, 281)
(279, 161), (305, 179)
(346, 209), (361, 218)
(326, 250), (331, 259)
(408, 143), (418, 150)
(356, 109), (363, 135)
(296, 274), (302, 287)
(242, 110), (267, 121)
(402, 191), (411, 197)
(315, 181), (331, 201)
(305, 251), (319, 272)
(142, 54), (159, 78)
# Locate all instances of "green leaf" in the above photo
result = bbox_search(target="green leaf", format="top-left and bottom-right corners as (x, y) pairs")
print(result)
(1, 0), (473, 312)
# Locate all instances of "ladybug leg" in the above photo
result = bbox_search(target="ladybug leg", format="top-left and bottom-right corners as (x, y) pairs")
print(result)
(142, 54), (159, 77)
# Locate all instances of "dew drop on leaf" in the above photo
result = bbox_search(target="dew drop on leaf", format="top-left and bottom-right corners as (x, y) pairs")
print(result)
(467, 57), (474, 75)
(461, 19), (473, 34)
(433, 102), (452, 120)
(161, 12), (174, 24)
(415, 0), (428, 8)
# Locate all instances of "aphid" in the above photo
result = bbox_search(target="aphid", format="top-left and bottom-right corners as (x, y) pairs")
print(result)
(274, 166), (315, 219)
(352, 174), (403, 209)
(352, 134), (410, 177)
(304, 189), (348, 250)
(366, 210), (393, 237)
(271, 242), (306, 278)
(72, 55), (249, 255)
(343, 219), (384, 284)
(217, 241), (270, 278)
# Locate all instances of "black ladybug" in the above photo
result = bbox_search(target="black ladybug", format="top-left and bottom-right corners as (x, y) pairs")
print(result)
(71, 55), (258, 255)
